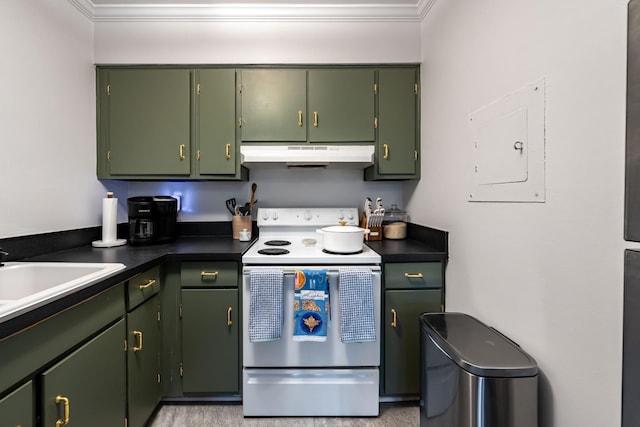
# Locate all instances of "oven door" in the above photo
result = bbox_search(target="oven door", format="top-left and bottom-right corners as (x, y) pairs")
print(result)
(242, 266), (381, 368)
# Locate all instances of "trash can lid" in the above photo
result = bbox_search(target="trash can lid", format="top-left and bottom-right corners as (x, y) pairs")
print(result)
(421, 312), (538, 378)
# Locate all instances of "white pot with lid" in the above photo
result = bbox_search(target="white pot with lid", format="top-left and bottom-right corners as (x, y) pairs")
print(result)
(316, 224), (370, 254)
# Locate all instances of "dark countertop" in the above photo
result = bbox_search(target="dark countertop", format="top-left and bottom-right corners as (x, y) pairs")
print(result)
(1, 226), (447, 339)
(365, 238), (448, 263)
(0, 237), (254, 339)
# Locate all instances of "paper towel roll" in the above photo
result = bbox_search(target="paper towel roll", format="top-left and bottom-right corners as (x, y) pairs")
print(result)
(102, 196), (118, 243)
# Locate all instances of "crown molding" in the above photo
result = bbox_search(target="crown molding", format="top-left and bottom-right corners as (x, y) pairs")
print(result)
(67, 0), (436, 23)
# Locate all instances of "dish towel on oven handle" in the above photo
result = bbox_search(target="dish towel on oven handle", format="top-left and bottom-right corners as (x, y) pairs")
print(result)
(339, 267), (376, 343)
(293, 269), (329, 342)
(249, 268), (284, 342)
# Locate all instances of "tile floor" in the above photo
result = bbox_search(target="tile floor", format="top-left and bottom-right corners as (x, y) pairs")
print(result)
(148, 401), (419, 427)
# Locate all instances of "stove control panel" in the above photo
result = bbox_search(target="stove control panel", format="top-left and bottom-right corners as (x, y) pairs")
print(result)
(257, 208), (359, 227)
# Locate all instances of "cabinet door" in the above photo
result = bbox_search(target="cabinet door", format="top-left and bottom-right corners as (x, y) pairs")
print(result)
(127, 295), (161, 427)
(384, 289), (441, 396)
(0, 381), (33, 427)
(41, 319), (126, 427)
(196, 69), (237, 175)
(181, 289), (239, 393)
(377, 68), (419, 175)
(107, 69), (191, 176)
(308, 69), (375, 142)
(240, 69), (307, 142)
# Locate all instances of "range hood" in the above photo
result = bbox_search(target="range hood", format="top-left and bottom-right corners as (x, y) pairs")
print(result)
(240, 145), (375, 168)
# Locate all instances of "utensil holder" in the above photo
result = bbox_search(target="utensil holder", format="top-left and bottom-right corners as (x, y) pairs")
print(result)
(232, 215), (252, 240)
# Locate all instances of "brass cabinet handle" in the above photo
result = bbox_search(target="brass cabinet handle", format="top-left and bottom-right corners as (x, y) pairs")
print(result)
(139, 279), (156, 290)
(132, 330), (143, 352)
(225, 143), (231, 160)
(179, 144), (186, 160)
(55, 395), (70, 427)
(374, 117), (378, 129)
(391, 308), (397, 328)
(404, 272), (424, 279)
(200, 271), (219, 280)
(383, 144), (389, 160)
(227, 307), (233, 326)
(313, 111), (319, 127)
(298, 111), (303, 127)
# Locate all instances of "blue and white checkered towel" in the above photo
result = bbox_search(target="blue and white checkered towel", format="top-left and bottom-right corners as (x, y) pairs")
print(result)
(339, 267), (376, 343)
(249, 269), (284, 342)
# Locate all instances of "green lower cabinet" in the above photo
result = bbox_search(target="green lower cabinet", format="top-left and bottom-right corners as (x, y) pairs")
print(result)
(181, 289), (239, 393)
(127, 295), (162, 427)
(0, 381), (33, 427)
(383, 289), (441, 396)
(41, 319), (126, 427)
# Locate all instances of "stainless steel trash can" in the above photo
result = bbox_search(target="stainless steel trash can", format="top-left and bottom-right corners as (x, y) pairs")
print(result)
(420, 313), (538, 427)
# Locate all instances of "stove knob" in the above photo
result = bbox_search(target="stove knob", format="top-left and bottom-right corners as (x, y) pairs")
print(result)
(304, 210), (312, 221)
(261, 210), (269, 220)
(347, 212), (355, 220)
(337, 210), (345, 220)
(272, 211), (279, 221)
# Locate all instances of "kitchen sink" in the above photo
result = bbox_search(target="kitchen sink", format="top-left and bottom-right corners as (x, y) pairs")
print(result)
(0, 262), (126, 322)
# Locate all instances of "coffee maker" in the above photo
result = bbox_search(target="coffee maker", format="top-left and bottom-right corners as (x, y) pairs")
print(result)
(153, 196), (178, 243)
(127, 196), (177, 245)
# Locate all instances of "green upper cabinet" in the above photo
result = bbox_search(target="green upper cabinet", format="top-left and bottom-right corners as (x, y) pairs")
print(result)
(308, 69), (375, 142)
(97, 67), (247, 180)
(101, 68), (192, 176)
(365, 67), (420, 180)
(239, 69), (307, 142)
(195, 69), (238, 176)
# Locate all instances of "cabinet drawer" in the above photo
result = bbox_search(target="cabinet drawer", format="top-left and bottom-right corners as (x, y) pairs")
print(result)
(0, 380), (33, 427)
(128, 266), (161, 310)
(181, 262), (238, 287)
(384, 262), (442, 289)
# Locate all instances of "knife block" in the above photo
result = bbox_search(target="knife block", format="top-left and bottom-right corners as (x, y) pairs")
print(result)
(361, 215), (382, 241)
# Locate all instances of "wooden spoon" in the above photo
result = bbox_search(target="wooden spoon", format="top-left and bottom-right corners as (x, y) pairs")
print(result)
(249, 182), (257, 215)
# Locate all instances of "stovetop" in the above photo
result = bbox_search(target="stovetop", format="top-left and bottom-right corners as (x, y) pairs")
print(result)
(242, 208), (381, 265)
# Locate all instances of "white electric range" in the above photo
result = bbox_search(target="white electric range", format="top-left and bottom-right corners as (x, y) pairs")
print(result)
(242, 207), (381, 265)
(241, 208), (382, 417)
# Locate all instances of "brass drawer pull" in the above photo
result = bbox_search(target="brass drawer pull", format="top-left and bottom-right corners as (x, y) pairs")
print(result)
(313, 111), (319, 127)
(383, 144), (389, 160)
(404, 273), (424, 279)
(391, 308), (397, 328)
(139, 279), (156, 290)
(201, 271), (219, 280)
(179, 144), (186, 160)
(225, 143), (231, 160)
(132, 330), (143, 352)
(298, 111), (303, 127)
(55, 395), (70, 427)
(227, 307), (233, 326)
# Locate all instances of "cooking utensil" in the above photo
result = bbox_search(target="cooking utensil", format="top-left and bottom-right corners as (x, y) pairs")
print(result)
(225, 198), (236, 216)
(317, 225), (370, 253)
(249, 182), (257, 215)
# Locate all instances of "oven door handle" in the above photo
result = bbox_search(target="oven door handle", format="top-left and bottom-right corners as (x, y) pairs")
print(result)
(243, 268), (381, 276)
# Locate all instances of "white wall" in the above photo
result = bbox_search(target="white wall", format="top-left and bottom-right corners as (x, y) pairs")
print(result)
(410, 0), (629, 425)
(95, 19), (422, 221)
(0, 1), (104, 238)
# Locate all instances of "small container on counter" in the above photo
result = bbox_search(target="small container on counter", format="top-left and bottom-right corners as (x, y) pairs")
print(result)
(382, 204), (408, 240)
